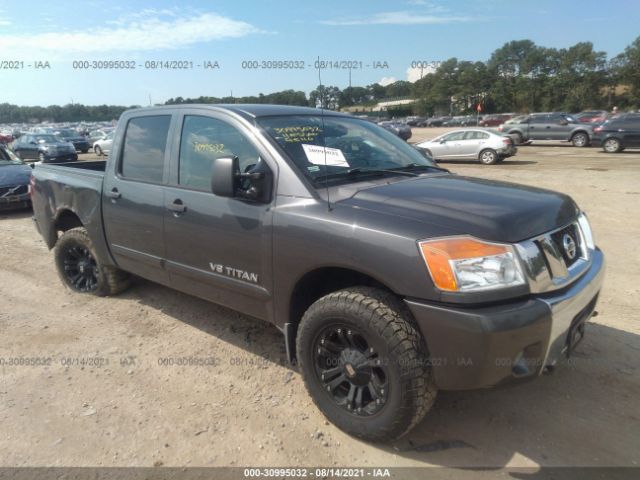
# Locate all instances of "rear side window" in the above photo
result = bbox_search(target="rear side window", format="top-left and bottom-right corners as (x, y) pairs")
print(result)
(530, 115), (548, 124)
(464, 131), (490, 140)
(619, 115), (640, 129)
(178, 115), (260, 191)
(121, 115), (171, 183)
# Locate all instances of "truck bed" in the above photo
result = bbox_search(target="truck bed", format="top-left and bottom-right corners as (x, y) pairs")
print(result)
(42, 160), (107, 173)
(31, 160), (113, 265)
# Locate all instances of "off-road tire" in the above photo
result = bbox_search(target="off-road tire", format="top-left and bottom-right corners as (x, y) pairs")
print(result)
(54, 227), (130, 296)
(296, 287), (437, 441)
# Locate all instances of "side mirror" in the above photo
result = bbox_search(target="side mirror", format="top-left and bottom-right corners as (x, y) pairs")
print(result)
(559, 120), (569, 126)
(439, 138), (447, 144)
(211, 156), (273, 203)
(211, 156), (239, 197)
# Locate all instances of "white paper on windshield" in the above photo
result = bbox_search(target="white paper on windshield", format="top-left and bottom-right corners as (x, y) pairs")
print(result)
(301, 144), (348, 167)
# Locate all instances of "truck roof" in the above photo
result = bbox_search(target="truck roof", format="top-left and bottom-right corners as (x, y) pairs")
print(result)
(125, 104), (349, 121)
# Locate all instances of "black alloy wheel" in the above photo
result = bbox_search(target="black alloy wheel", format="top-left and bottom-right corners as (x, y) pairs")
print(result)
(61, 244), (100, 293)
(54, 227), (130, 296)
(314, 324), (389, 416)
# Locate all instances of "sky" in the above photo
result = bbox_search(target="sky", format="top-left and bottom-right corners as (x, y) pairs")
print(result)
(0, 0), (638, 106)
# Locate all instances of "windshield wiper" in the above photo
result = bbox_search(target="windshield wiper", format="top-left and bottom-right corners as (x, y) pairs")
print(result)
(346, 167), (420, 177)
(313, 167), (419, 185)
(390, 163), (449, 173)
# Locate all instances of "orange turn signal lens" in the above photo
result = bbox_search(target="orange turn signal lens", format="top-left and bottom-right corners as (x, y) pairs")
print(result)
(419, 237), (510, 292)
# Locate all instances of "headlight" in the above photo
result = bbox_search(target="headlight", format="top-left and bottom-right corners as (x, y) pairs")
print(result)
(418, 237), (525, 292)
(577, 213), (595, 250)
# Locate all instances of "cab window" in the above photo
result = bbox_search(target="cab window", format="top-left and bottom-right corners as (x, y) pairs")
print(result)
(121, 115), (171, 183)
(464, 131), (489, 140)
(178, 115), (260, 191)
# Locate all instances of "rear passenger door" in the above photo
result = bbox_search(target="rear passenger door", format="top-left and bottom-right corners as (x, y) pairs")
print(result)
(102, 113), (174, 284)
(162, 109), (275, 321)
(459, 130), (489, 158)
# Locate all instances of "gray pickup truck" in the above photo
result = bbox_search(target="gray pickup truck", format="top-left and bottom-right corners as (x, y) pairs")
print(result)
(502, 112), (592, 147)
(31, 105), (605, 441)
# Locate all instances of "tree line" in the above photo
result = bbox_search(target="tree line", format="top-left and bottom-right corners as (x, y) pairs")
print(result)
(1, 36), (638, 123)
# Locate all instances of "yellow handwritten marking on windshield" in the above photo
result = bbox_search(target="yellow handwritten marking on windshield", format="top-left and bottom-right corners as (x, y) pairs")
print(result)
(273, 126), (321, 143)
(194, 142), (225, 153)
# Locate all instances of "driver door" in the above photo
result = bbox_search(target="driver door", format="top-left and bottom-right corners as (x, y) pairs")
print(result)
(436, 131), (466, 159)
(163, 109), (275, 321)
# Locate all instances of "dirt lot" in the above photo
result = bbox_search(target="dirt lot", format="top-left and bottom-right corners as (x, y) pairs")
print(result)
(1, 131), (639, 469)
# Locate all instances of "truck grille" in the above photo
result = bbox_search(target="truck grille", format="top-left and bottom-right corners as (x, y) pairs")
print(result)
(0, 185), (28, 197)
(534, 221), (587, 280)
(550, 224), (583, 268)
(515, 217), (593, 294)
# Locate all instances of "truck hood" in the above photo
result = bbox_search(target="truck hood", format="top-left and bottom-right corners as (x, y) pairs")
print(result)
(340, 175), (579, 243)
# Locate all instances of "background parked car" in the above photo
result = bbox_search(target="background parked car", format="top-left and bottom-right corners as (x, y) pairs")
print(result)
(53, 129), (90, 153)
(93, 131), (114, 156)
(419, 116), (452, 127)
(377, 121), (412, 141)
(575, 110), (608, 124)
(0, 145), (32, 210)
(479, 114), (513, 127)
(405, 116), (425, 126)
(87, 128), (115, 145)
(499, 112), (592, 147)
(0, 130), (14, 144)
(12, 134), (78, 163)
(592, 113), (640, 153)
(415, 128), (517, 165)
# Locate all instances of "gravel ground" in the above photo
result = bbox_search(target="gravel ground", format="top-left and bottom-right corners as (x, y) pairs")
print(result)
(0, 132), (639, 469)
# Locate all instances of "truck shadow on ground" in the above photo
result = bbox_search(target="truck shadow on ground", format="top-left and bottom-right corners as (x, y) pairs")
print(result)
(0, 207), (33, 220)
(123, 277), (293, 370)
(124, 278), (638, 469)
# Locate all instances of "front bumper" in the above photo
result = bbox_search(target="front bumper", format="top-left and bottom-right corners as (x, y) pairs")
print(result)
(0, 191), (31, 210)
(405, 248), (605, 390)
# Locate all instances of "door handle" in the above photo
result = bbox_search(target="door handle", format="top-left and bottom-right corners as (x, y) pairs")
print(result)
(106, 188), (121, 199)
(168, 199), (187, 214)
(546, 126), (551, 129)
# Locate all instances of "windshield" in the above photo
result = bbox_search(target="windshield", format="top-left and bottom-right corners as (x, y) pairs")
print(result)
(34, 134), (60, 143)
(0, 147), (23, 165)
(257, 115), (439, 185)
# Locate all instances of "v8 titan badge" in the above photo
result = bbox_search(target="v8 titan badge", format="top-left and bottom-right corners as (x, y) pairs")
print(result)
(209, 263), (259, 284)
